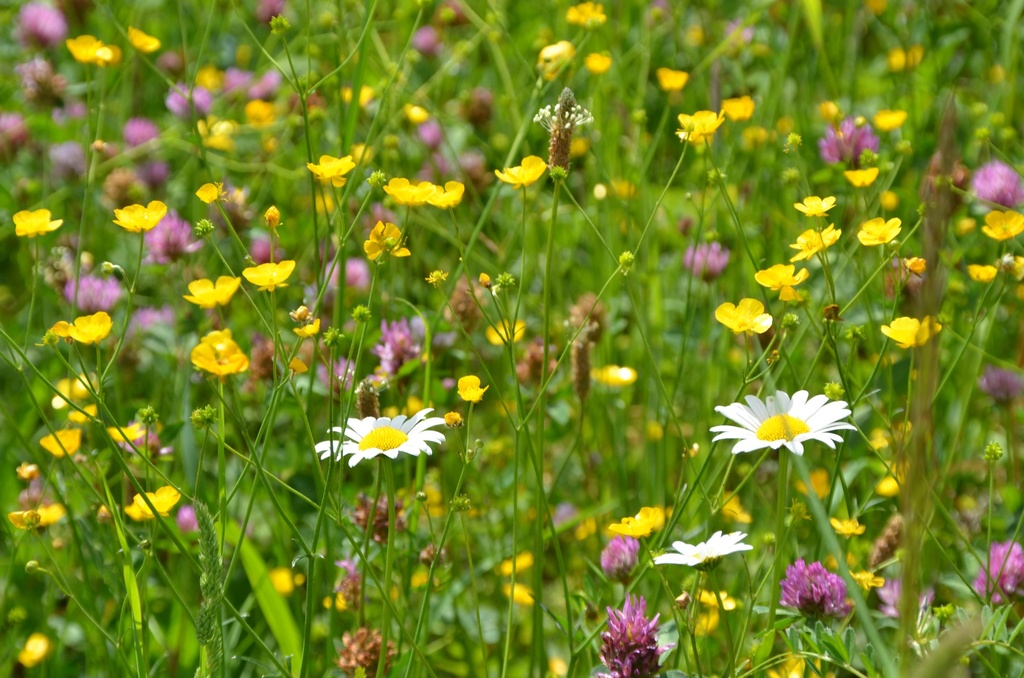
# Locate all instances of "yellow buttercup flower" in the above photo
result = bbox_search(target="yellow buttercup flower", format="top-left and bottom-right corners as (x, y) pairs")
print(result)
(427, 181), (465, 209)
(364, 221), (410, 261)
(113, 200), (167, 233)
(608, 506), (664, 538)
(245, 100), (275, 127)
(403, 104), (430, 124)
(881, 316), (942, 348)
(982, 210), (1024, 241)
(830, 517), (866, 537)
(195, 182), (224, 204)
(485, 320), (526, 345)
(270, 567), (295, 595)
(127, 27), (161, 53)
(566, 2), (606, 27)
(857, 217), (902, 246)
(107, 423), (147, 444)
(851, 571), (885, 591)
(537, 41), (576, 80)
(795, 468), (831, 499)
(457, 375), (489, 403)
(789, 224), (841, 262)
(40, 429), (82, 458)
(494, 156), (547, 189)
(715, 299), (773, 335)
(383, 178), (438, 206)
(903, 257), (926, 274)
(794, 195), (836, 217)
(65, 312), (113, 344)
(306, 154), (356, 187)
(698, 589), (738, 610)
(655, 68), (689, 92)
(17, 633), (51, 668)
(14, 209), (63, 238)
(8, 504), (66, 529)
(191, 329), (249, 377)
(819, 100), (841, 123)
(66, 35), (121, 66)
(873, 109), (907, 132)
(754, 264), (809, 301)
(342, 85), (374, 107)
(881, 190), (900, 211)
(183, 276), (241, 308)
(499, 552), (534, 576)
(722, 95), (755, 121)
(968, 264), (998, 282)
(502, 583), (535, 606)
(592, 365), (638, 386)
(197, 117), (237, 151)
(584, 52), (612, 75)
(721, 493), (752, 523)
(243, 261), (295, 292)
(126, 485), (181, 521)
(676, 110), (725, 144)
(293, 318), (320, 338)
(844, 167), (879, 187)
(68, 403), (98, 424)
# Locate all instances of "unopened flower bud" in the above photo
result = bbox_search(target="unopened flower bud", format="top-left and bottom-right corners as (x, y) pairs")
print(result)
(264, 205), (281, 228)
(984, 441), (1004, 462)
(444, 412), (463, 427)
(352, 305), (371, 323)
(618, 251), (635, 275)
(824, 382), (845, 400)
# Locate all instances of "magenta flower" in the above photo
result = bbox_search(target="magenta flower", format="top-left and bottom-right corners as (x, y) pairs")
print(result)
(145, 210), (202, 264)
(780, 559), (850, 619)
(166, 83), (213, 118)
(979, 366), (1024, 404)
(601, 536), (640, 583)
(0, 113), (29, 158)
(818, 118), (879, 167)
(373, 319), (422, 376)
(64, 274), (123, 313)
(123, 118), (161, 147)
(877, 578), (933, 619)
(974, 540), (1024, 604)
(971, 160), (1024, 209)
(683, 242), (731, 281)
(248, 71), (283, 100)
(17, 2), (68, 49)
(597, 595), (671, 678)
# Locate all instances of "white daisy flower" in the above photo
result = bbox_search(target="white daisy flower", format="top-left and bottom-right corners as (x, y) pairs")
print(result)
(315, 408), (446, 467)
(654, 530), (753, 571)
(710, 390), (856, 456)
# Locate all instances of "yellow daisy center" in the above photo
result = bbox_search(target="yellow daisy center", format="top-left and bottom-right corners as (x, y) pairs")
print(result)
(755, 414), (810, 442)
(359, 426), (409, 451)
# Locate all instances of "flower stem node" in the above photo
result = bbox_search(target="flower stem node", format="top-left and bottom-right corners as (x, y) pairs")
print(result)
(618, 250), (635, 275)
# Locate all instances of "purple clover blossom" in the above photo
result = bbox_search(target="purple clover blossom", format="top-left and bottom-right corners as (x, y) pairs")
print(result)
(971, 160), (1024, 209)
(145, 209), (202, 264)
(780, 559), (850, 619)
(973, 540), (1024, 604)
(248, 71), (282, 100)
(318, 357), (356, 397)
(978, 366), (1024, 404)
(176, 505), (198, 532)
(601, 537), (640, 584)
(223, 68), (254, 97)
(137, 161), (171, 190)
(818, 118), (880, 168)
(412, 26), (441, 57)
(724, 19), (755, 46)
(597, 595), (671, 678)
(256, 0), (286, 24)
(166, 83), (213, 118)
(877, 578), (934, 619)
(123, 118), (160, 147)
(683, 242), (730, 282)
(115, 420), (173, 457)
(127, 305), (174, 341)
(64, 274), (123, 313)
(49, 141), (86, 181)
(0, 113), (30, 157)
(418, 119), (443, 150)
(372, 319), (422, 376)
(346, 258), (371, 291)
(17, 2), (68, 49)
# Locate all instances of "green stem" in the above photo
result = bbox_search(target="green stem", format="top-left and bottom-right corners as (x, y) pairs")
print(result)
(376, 460), (397, 678)
(766, 451), (788, 638)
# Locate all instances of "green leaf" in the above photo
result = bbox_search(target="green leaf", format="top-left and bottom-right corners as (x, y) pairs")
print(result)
(226, 524), (302, 676)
